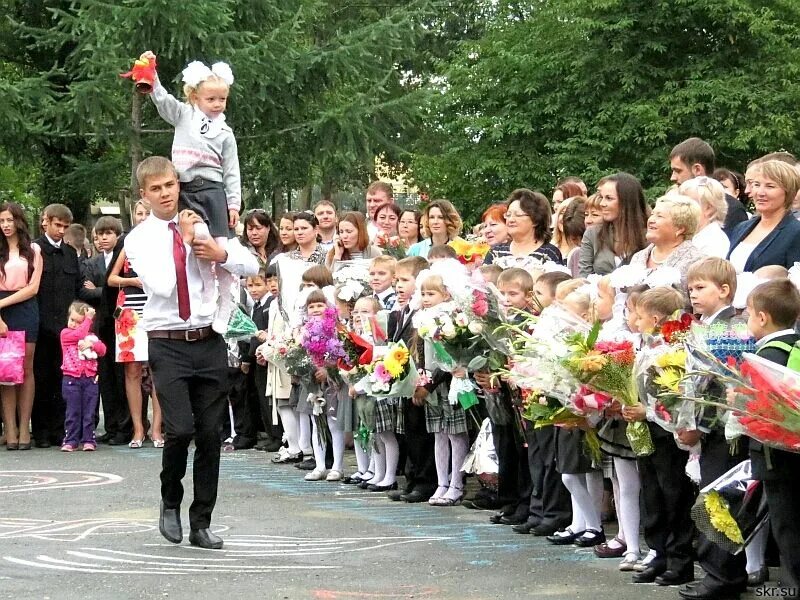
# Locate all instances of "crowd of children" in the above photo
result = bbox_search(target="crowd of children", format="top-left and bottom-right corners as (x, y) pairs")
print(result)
(218, 241), (800, 600)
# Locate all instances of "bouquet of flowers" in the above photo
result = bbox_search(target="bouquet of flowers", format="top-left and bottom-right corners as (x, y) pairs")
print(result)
(336, 324), (374, 375)
(416, 303), (481, 410)
(300, 306), (347, 368)
(448, 238), (490, 268)
(682, 320), (757, 439)
(520, 388), (603, 465)
(257, 331), (292, 368)
(332, 259), (372, 302)
(504, 309), (585, 403)
(355, 341), (417, 398)
(375, 233), (407, 259)
(635, 313), (695, 436)
(690, 460), (768, 554)
(564, 322), (654, 456)
(727, 353), (800, 452)
(284, 337), (314, 378)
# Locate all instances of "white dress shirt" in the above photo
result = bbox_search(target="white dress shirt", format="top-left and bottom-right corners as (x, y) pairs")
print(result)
(125, 214), (258, 331)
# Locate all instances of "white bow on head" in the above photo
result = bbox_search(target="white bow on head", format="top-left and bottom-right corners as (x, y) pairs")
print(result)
(182, 60), (235, 87)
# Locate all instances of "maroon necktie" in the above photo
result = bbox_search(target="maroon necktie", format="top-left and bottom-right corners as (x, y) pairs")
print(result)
(169, 222), (191, 321)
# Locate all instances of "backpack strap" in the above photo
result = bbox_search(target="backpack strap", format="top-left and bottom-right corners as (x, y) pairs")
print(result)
(759, 340), (794, 355)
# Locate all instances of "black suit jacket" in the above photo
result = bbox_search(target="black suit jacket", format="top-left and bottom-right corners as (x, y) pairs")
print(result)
(248, 296), (272, 360)
(35, 235), (88, 337)
(81, 254), (107, 308)
(727, 212), (800, 272)
(722, 193), (748, 238)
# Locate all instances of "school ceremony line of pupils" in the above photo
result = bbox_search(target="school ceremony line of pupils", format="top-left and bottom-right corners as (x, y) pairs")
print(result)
(3, 48), (800, 600)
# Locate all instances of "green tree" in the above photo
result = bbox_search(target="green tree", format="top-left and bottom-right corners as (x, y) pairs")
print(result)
(411, 0), (800, 219)
(0, 0), (434, 220)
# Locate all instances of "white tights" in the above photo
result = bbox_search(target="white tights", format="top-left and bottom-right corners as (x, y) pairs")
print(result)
(311, 415), (345, 472)
(562, 471), (603, 533)
(611, 457), (641, 555)
(297, 413), (312, 456)
(434, 432), (469, 501)
(277, 405), (300, 454)
(376, 432), (399, 486)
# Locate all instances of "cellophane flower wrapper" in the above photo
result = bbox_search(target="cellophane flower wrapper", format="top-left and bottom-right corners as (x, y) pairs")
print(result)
(683, 321), (757, 439)
(505, 305), (588, 404)
(635, 342), (695, 435)
(690, 459), (768, 555)
(223, 306), (258, 341)
(726, 353), (800, 453)
(564, 320), (654, 456)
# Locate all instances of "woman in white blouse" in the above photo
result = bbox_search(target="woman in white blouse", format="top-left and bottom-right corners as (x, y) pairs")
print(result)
(678, 176), (730, 258)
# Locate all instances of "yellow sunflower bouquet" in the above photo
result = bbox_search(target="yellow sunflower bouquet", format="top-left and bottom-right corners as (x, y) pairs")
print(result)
(356, 341), (418, 398)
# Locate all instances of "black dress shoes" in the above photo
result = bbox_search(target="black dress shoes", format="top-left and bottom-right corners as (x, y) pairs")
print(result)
(159, 502), (183, 544)
(656, 569), (694, 586)
(367, 482), (398, 492)
(632, 564), (666, 583)
(499, 514), (527, 526)
(747, 566), (769, 587)
(511, 521), (541, 535)
(531, 522), (559, 536)
(108, 433), (128, 446)
(678, 581), (744, 600)
(401, 490), (431, 503)
(189, 528), (223, 549)
(35, 439), (51, 449)
(387, 489), (405, 501)
(547, 528), (586, 545)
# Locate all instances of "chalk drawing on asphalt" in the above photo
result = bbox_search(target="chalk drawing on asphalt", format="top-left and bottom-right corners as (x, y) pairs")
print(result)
(0, 471), (123, 494)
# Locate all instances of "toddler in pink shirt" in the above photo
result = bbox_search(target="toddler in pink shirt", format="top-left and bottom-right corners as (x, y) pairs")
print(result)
(60, 302), (106, 451)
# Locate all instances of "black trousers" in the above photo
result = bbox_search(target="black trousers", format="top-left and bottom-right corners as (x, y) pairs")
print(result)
(527, 425), (571, 526)
(638, 427), (696, 574)
(493, 422), (521, 504)
(761, 448), (800, 589)
(31, 330), (65, 443)
(696, 430), (748, 588)
(149, 334), (228, 530)
(402, 399), (437, 495)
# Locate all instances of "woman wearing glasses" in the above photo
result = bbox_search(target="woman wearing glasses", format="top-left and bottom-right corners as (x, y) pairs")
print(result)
(408, 200), (464, 258)
(483, 189), (561, 266)
(679, 177), (730, 258)
(239, 208), (279, 268)
(578, 173), (649, 276)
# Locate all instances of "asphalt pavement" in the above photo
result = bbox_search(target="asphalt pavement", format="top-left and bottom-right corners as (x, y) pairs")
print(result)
(0, 444), (760, 599)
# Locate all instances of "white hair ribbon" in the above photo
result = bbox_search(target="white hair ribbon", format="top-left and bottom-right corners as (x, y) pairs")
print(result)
(182, 60), (234, 87)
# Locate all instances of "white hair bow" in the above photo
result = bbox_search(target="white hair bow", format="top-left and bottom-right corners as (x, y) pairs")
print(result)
(182, 60), (235, 87)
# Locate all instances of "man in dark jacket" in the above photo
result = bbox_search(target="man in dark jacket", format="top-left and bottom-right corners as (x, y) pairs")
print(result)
(32, 204), (91, 447)
(668, 137), (748, 236)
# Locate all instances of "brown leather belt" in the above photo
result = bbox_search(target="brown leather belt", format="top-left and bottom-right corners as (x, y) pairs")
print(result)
(147, 326), (214, 342)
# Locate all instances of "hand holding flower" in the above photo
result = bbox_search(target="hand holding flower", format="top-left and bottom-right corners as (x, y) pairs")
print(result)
(622, 402), (647, 422)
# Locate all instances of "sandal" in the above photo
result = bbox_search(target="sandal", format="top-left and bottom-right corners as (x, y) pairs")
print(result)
(152, 438), (165, 448)
(128, 438), (144, 449)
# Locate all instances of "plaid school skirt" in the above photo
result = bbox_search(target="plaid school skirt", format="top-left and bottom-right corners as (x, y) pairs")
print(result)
(374, 397), (400, 434)
(425, 400), (468, 435)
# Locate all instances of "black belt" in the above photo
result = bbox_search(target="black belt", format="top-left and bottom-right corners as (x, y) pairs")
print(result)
(147, 326), (213, 342)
